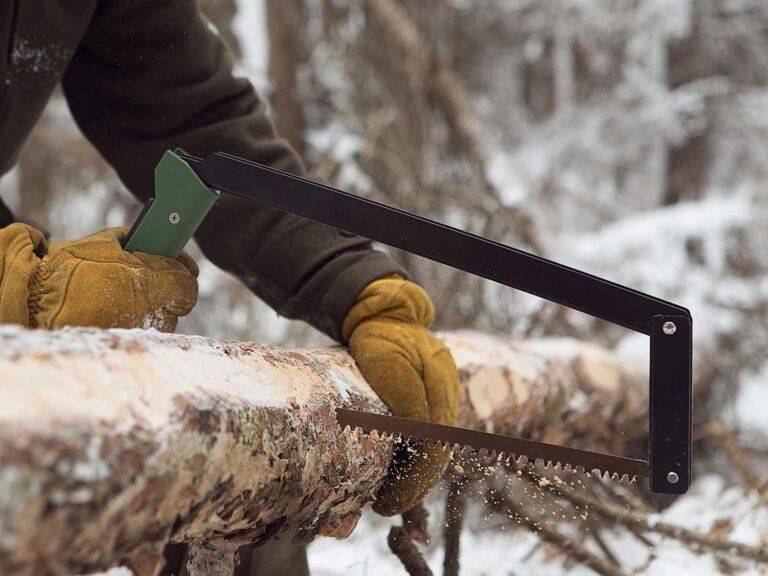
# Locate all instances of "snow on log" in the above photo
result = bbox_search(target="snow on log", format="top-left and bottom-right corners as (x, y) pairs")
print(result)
(0, 327), (647, 576)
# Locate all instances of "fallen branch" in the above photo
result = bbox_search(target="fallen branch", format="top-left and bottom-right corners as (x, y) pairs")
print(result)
(388, 526), (433, 576)
(591, 530), (622, 569)
(0, 327), (645, 575)
(701, 421), (761, 490)
(402, 504), (430, 545)
(537, 474), (768, 564)
(442, 474), (468, 576)
(492, 494), (629, 576)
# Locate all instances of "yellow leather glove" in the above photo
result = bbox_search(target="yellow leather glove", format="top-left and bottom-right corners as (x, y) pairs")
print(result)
(343, 276), (459, 516)
(0, 224), (198, 332)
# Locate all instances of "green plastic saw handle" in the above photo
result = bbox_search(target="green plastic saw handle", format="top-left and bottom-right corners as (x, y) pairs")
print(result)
(123, 150), (219, 258)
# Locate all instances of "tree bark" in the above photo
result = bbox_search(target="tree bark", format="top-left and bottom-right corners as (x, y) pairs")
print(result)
(0, 327), (646, 576)
(266, 0), (307, 157)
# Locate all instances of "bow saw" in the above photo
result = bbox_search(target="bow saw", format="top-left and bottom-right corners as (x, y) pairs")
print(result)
(125, 149), (692, 495)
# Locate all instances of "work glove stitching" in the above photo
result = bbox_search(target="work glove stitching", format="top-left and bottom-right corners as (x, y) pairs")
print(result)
(354, 325), (421, 367)
(27, 258), (50, 328)
(348, 278), (412, 333)
(42, 249), (72, 270)
(54, 253), (144, 268)
(431, 341), (450, 358)
(46, 260), (85, 329)
(377, 281), (423, 326)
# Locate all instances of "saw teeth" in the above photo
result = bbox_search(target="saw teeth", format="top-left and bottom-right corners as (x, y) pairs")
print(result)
(438, 440), (454, 451)
(523, 458), (637, 484)
(340, 424), (639, 485)
(499, 452), (526, 467)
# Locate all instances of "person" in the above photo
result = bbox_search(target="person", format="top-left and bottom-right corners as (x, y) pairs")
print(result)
(0, 1), (458, 571)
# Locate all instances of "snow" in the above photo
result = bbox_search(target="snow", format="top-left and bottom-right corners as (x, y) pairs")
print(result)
(0, 326), (305, 430)
(308, 474), (768, 575)
(326, 368), (354, 402)
(642, 543), (721, 576)
(233, 0), (269, 91)
(732, 364), (768, 433)
(558, 192), (755, 347)
(565, 194), (751, 267)
(310, 512), (551, 576)
(306, 127), (374, 192)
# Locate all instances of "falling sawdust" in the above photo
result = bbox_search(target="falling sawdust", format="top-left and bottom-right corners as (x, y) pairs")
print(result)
(364, 428), (647, 567)
(418, 440), (612, 542)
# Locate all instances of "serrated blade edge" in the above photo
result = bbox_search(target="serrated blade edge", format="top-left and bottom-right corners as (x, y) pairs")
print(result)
(337, 408), (648, 479)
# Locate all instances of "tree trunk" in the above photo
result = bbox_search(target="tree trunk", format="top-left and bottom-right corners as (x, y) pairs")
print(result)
(0, 327), (646, 576)
(266, 0), (307, 157)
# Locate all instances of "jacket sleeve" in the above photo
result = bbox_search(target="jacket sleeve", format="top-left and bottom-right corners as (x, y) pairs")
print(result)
(61, 0), (405, 342)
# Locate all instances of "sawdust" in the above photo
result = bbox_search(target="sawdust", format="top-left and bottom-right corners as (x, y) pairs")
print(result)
(440, 450), (601, 540)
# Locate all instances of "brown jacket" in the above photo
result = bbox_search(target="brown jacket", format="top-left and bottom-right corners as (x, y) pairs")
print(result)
(0, 0), (404, 341)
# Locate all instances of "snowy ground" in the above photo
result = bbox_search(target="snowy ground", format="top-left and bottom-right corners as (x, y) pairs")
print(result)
(308, 475), (768, 576)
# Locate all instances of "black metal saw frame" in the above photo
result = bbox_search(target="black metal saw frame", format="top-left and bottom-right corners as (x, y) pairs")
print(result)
(182, 151), (693, 495)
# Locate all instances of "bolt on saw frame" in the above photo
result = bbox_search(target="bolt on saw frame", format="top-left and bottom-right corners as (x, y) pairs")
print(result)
(125, 150), (693, 495)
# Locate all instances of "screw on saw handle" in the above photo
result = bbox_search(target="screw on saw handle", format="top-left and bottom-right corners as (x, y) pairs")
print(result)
(123, 150), (220, 258)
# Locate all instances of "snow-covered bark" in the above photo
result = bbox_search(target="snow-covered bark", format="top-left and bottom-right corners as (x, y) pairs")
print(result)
(0, 327), (646, 576)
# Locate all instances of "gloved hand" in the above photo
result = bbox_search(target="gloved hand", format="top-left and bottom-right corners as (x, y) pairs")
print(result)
(0, 224), (198, 332)
(343, 276), (459, 516)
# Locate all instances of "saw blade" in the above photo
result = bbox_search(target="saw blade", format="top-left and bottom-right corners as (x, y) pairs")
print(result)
(337, 408), (648, 480)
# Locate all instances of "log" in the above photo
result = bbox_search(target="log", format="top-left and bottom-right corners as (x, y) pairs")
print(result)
(0, 326), (646, 576)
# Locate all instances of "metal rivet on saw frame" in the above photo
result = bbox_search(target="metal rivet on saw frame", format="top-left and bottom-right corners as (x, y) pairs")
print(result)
(169, 212), (181, 224)
(663, 321), (677, 335)
(667, 471), (679, 484)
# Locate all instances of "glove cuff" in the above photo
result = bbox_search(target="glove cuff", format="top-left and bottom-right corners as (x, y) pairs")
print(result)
(0, 223), (47, 327)
(342, 276), (435, 342)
